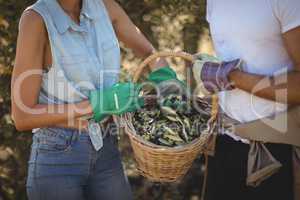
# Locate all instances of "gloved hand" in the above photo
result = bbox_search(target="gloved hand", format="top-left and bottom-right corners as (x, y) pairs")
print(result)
(193, 54), (242, 95)
(147, 66), (186, 96)
(89, 83), (143, 122)
(147, 66), (183, 85)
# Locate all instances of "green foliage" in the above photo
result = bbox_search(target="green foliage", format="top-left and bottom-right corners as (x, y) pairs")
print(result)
(0, 0), (208, 199)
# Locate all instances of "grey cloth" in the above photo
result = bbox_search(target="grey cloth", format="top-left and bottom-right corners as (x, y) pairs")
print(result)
(221, 113), (283, 187)
(247, 141), (282, 187)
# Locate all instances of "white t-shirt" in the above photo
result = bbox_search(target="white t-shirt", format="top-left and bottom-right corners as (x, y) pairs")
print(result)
(206, 0), (300, 140)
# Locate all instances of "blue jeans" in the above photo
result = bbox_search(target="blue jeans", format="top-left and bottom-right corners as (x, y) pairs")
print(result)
(26, 127), (133, 200)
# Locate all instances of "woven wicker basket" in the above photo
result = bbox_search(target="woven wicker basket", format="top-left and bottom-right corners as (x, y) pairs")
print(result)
(123, 52), (218, 182)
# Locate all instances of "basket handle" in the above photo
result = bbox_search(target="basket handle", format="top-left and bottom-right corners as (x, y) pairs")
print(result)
(133, 51), (219, 121)
(133, 51), (194, 83)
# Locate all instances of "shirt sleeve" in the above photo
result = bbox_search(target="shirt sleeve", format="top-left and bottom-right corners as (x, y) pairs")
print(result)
(273, 0), (300, 33)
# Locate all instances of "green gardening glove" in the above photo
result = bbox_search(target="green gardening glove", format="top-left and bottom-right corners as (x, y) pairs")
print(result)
(147, 66), (186, 87)
(147, 66), (187, 95)
(147, 66), (178, 84)
(89, 83), (144, 122)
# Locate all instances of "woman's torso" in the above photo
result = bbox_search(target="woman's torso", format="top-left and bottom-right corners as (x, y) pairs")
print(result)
(28, 0), (121, 105)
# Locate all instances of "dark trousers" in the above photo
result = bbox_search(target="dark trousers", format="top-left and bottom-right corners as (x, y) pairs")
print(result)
(205, 134), (294, 200)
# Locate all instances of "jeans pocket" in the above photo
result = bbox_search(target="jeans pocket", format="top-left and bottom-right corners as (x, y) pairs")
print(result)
(34, 127), (76, 153)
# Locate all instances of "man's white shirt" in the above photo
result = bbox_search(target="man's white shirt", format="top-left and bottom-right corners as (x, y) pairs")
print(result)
(206, 0), (300, 141)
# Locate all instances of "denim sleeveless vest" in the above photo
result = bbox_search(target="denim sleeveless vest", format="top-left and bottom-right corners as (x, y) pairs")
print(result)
(28, 0), (121, 149)
(29, 0), (121, 104)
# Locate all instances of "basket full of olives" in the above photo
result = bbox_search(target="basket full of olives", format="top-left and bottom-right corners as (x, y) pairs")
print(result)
(122, 52), (218, 182)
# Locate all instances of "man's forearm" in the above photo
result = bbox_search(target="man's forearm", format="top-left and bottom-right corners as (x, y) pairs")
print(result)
(229, 70), (300, 105)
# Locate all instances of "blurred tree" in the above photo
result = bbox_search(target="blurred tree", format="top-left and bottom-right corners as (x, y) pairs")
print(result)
(0, 1), (35, 200)
(0, 0), (211, 199)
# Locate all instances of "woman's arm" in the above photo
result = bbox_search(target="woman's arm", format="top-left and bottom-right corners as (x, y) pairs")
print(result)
(103, 0), (168, 70)
(11, 10), (93, 131)
(229, 27), (300, 105)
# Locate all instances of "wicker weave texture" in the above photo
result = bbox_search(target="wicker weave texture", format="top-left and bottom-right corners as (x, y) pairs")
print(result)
(124, 52), (218, 182)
